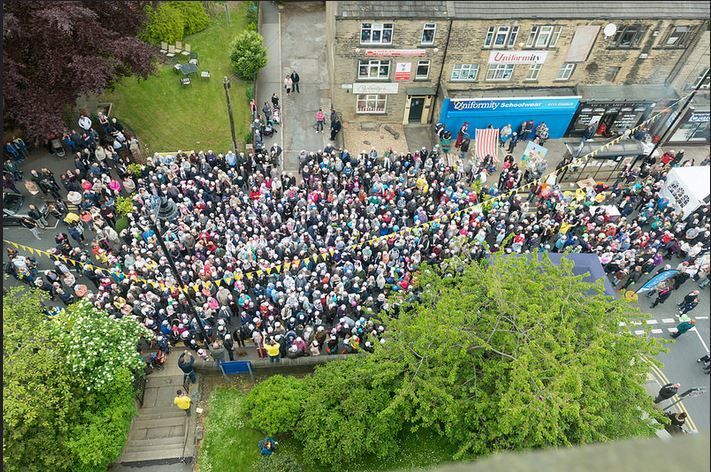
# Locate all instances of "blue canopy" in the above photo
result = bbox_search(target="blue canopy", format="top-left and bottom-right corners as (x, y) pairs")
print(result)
(539, 253), (616, 296)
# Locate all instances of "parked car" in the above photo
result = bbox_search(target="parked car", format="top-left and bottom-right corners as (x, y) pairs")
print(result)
(3, 192), (49, 226)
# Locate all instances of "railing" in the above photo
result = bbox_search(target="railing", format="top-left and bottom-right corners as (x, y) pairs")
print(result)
(133, 370), (148, 407)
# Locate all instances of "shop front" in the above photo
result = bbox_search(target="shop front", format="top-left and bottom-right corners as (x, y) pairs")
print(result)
(666, 94), (710, 145)
(438, 94), (580, 139)
(567, 85), (679, 138)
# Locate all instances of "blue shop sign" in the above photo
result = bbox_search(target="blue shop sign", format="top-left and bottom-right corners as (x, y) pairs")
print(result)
(439, 96), (581, 139)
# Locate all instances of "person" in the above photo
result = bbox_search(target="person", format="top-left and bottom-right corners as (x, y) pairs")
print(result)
(315, 108), (326, 133)
(500, 124), (512, 148)
(290, 70), (300, 93)
(664, 411), (687, 435)
(174, 390), (191, 416)
(271, 93), (279, 109)
(258, 436), (278, 456)
(654, 383), (680, 403)
(178, 350), (197, 384)
(650, 284), (672, 308)
(507, 132), (519, 153)
(19, 216), (42, 240)
(223, 333), (235, 361)
(78, 113), (92, 132)
(209, 341), (226, 365)
(698, 354), (711, 374)
(459, 135), (471, 160)
(27, 204), (49, 229)
(330, 118), (342, 141)
(284, 75), (293, 95)
(671, 319), (696, 338)
(535, 122), (549, 144)
(265, 338), (280, 362)
(678, 290), (700, 315)
(455, 122), (469, 149)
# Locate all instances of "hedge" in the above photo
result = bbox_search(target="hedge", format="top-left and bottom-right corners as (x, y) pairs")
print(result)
(140, 2), (210, 46)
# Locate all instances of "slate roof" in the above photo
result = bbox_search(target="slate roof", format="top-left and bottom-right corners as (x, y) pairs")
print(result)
(336, 1), (710, 20)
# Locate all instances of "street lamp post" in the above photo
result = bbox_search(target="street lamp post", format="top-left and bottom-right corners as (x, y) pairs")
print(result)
(223, 76), (238, 154)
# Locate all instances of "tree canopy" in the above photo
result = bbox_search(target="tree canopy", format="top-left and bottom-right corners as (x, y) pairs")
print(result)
(2, 287), (152, 472)
(2, 0), (156, 140)
(242, 255), (664, 469)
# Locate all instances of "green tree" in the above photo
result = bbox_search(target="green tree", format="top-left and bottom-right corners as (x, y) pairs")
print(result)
(2, 288), (150, 471)
(230, 30), (268, 80)
(140, 2), (185, 45)
(170, 1), (210, 35)
(243, 375), (309, 435)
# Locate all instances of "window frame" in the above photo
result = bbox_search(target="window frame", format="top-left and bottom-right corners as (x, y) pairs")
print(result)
(525, 63), (542, 81)
(605, 66), (621, 82)
(556, 62), (576, 81)
(421, 23), (436, 45)
(450, 63), (479, 82)
(360, 22), (394, 45)
(485, 25), (518, 49)
(357, 59), (391, 80)
(661, 25), (696, 48)
(486, 63), (515, 81)
(611, 24), (646, 48)
(415, 60), (431, 80)
(356, 94), (387, 114)
(693, 67), (710, 89)
(526, 25), (564, 48)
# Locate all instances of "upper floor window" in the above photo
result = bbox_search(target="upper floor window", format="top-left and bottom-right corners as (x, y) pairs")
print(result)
(661, 25), (696, 48)
(361, 23), (393, 45)
(484, 25), (519, 48)
(451, 63), (479, 81)
(358, 59), (390, 80)
(556, 62), (576, 81)
(486, 63), (515, 81)
(422, 23), (436, 45)
(611, 24), (646, 48)
(526, 25), (563, 48)
(693, 67), (710, 89)
(415, 60), (431, 79)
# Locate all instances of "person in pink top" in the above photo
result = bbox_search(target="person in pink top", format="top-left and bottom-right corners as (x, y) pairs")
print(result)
(315, 108), (325, 133)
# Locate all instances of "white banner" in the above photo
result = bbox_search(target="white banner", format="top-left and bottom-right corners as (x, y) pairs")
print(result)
(352, 82), (399, 94)
(488, 50), (548, 64)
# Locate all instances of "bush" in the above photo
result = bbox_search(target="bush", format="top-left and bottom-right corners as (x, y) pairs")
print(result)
(244, 130), (254, 146)
(243, 376), (307, 435)
(127, 163), (143, 179)
(246, 83), (255, 103)
(230, 31), (268, 81)
(171, 1), (210, 35)
(245, 1), (259, 27)
(115, 196), (135, 217)
(140, 3), (185, 46)
(252, 453), (303, 472)
(115, 215), (130, 233)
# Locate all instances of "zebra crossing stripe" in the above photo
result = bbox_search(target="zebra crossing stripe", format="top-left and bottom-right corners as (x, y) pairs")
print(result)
(634, 330), (645, 336)
(695, 316), (709, 320)
(662, 318), (675, 324)
(651, 329), (663, 334)
(618, 321), (627, 327)
(668, 328), (678, 333)
(646, 320), (658, 325)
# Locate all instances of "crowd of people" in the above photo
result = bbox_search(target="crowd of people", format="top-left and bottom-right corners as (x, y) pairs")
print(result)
(3, 110), (710, 368)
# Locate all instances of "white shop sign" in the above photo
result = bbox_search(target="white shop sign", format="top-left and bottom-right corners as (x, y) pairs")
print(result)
(352, 82), (399, 94)
(488, 50), (548, 64)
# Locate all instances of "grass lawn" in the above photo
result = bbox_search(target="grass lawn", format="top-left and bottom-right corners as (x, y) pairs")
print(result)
(198, 385), (460, 472)
(102, 3), (251, 155)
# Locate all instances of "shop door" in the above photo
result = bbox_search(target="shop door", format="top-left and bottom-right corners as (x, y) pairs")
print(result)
(408, 97), (425, 123)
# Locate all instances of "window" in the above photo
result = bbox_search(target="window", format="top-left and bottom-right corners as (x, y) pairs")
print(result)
(358, 59), (390, 80)
(605, 66), (621, 82)
(611, 24), (646, 48)
(486, 64), (515, 81)
(422, 23), (436, 45)
(415, 60), (430, 79)
(485, 25), (518, 48)
(693, 68), (710, 89)
(450, 63), (479, 81)
(662, 25), (696, 48)
(556, 62), (576, 80)
(356, 94), (387, 114)
(525, 63), (542, 81)
(526, 25), (564, 48)
(360, 23), (393, 45)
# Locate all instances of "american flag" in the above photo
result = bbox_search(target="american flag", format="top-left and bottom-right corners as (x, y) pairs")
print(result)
(475, 128), (499, 161)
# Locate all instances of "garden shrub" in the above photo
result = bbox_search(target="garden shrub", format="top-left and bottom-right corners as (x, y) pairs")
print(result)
(252, 453), (303, 472)
(116, 196), (135, 217)
(243, 375), (307, 435)
(140, 3), (185, 46)
(171, 1), (210, 36)
(230, 31), (268, 81)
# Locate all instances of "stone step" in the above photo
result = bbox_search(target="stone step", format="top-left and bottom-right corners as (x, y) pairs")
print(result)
(132, 416), (187, 431)
(124, 437), (187, 453)
(119, 447), (189, 465)
(136, 408), (187, 421)
(146, 375), (187, 388)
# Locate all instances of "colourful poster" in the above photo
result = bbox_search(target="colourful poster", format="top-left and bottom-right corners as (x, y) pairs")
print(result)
(520, 140), (548, 164)
(395, 62), (411, 81)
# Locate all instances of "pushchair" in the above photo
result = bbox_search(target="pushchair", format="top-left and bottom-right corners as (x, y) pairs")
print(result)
(263, 118), (276, 137)
(272, 106), (281, 125)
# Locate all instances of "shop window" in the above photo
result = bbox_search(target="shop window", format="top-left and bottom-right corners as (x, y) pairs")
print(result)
(526, 25), (564, 48)
(556, 62), (576, 80)
(360, 23), (393, 45)
(415, 60), (430, 80)
(662, 25), (696, 48)
(451, 63), (479, 81)
(605, 66), (621, 82)
(525, 63), (542, 81)
(611, 24), (646, 48)
(422, 23), (436, 45)
(484, 25), (518, 48)
(486, 63), (515, 81)
(357, 59), (390, 80)
(692, 67), (710, 89)
(356, 94), (387, 114)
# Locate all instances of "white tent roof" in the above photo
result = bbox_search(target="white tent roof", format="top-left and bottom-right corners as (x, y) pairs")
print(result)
(668, 166), (710, 202)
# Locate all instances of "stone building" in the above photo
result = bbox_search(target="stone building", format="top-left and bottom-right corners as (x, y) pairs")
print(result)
(325, 1), (710, 142)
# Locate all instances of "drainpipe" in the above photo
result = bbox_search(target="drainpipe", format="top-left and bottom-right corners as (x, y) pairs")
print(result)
(432, 17), (453, 122)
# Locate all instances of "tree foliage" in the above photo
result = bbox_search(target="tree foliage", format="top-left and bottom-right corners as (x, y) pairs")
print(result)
(239, 256), (664, 468)
(230, 30), (268, 80)
(139, 1), (210, 46)
(243, 375), (309, 435)
(2, 287), (149, 471)
(2, 1), (157, 140)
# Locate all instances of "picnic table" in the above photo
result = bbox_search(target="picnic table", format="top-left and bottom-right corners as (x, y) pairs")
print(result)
(179, 63), (198, 76)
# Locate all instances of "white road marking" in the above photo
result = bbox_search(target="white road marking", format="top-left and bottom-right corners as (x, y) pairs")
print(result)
(631, 321), (643, 326)
(695, 316), (709, 320)
(618, 321), (627, 327)
(646, 319), (658, 325)
(691, 327), (710, 353)
(662, 318), (675, 324)
(651, 329), (663, 334)
(634, 330), (645, 336)
(668, 328), (678, 333)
